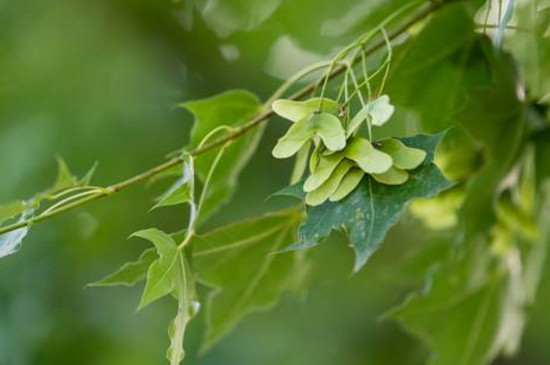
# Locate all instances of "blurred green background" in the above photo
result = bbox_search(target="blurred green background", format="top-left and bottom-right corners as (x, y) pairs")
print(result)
(1, 0), (549, 364)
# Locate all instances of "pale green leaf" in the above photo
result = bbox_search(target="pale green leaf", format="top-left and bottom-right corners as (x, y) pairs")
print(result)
(192, 209), (309, 351)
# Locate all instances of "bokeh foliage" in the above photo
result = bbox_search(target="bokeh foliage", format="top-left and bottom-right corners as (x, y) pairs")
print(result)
(1, 0), (550, 364)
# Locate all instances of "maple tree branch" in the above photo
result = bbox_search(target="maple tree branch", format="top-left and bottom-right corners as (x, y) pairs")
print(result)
(0, 0), (461, 236)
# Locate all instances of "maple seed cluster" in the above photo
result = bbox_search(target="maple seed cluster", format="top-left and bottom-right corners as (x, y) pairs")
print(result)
(271, 96), (427, 206)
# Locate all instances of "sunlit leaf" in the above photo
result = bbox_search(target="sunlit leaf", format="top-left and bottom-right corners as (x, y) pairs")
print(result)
(195, 0), (284, 37)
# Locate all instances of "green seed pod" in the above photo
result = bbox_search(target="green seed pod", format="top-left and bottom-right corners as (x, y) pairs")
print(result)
(305, 160), (354, 206)
(272, 117), (315, 159)
(346, 95), (395, 137)
(371, 166), (408, 185)
(309, 112), (346, 152)
(272, 98), (339, 122)
(304, 152), (345, 192)
(329, 168), (365, 202)
(377, 138), (427, 170)
(345, 137), (393, 174)
(272, 112), (345, 159)
(309, 144), (320, 173)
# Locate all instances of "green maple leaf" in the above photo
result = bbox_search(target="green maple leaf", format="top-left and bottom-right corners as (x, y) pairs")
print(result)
(285, 133), (452, 271)
(191, 208), (310, 351)
(89, 248), (158, 287)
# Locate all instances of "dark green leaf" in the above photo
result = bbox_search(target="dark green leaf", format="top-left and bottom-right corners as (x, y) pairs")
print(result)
(291, 133), (452, 271)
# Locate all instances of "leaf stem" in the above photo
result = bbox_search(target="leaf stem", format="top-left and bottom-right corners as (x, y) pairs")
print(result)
(0, 0), (464, 237)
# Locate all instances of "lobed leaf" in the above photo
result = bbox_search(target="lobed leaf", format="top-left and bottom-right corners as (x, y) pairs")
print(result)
(290, 133), (452, 271)
(132, 229), (181, 310)
(192, 209), (309, 351)
(89, 248), (158, 287)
